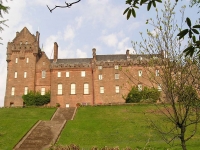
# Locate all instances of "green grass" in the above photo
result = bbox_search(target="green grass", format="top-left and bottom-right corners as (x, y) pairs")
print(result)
(0, 107), (56, 150)
(57, 105), (200, 150)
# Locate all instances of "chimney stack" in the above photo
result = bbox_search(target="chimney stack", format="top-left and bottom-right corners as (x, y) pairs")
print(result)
(53, 42), (58, 62)
(92, 48), (96, 61)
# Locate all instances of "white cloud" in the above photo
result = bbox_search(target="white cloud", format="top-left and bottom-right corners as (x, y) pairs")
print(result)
(115, 37), (133, 54)
(43, 34), (61, 59)
(76, 49), (87, 58)
(75, 17), (83, 29)
(64, 25), (75, 41)
(100, 34), (118, 47)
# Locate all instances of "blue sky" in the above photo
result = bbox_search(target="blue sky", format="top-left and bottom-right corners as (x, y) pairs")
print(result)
(0, 0), (199, 106)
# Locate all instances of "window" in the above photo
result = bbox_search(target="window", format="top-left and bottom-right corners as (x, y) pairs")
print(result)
(114, 65), (119, 69)
(24, 72), (27, 78)
(71, 84), (76, 94)
(58, 84), (62, 95)
(42, 70), (46, 78)
(81, 71), (85, 77)
(26, 58), (29, 63)
(98, 66), (102, 70)
(15, 58), (18, 63)
(158, 84), (162, 91)
(11, 87), (15, 96)
(100, 86), (104, 93)
(156, 70), (160, 76)
(115, 74), (119, 79)
(66, 72), (69, 77)
(115, 86), (120, 93)
(140, 56), (143, 61)
(14, 72), (17, 78)
(138, 70), (142, 77)
(84, 83), (89, 94)
(41, 88), (45, 95)
(20, 42), (22, 45)
(24, 87), (28, 95)
(25, 41), (28, 45)
(99, 74), (103, 80)
(57, 72), (61, 77)
(43, 62), (45, 65)
(138, 84), (142, 91)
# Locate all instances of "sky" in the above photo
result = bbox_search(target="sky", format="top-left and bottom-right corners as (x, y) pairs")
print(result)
(0, 0), (199, 106)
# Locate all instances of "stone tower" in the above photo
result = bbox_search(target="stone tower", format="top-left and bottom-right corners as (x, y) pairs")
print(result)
(4, 27), (41, 106)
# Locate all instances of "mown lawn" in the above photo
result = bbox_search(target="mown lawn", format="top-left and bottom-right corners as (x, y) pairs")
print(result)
(0, 107), (56, 150)
(58, 104), (200, 150)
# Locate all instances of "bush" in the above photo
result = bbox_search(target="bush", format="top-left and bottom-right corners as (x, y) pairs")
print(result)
(125, 86), (160, 103)
(22, 91), (50, 106)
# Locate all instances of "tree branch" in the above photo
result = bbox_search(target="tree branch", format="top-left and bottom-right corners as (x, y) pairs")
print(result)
(47, 0), (81, 13)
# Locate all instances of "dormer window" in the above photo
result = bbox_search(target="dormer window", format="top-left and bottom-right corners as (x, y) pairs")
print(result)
(140, 56), (143, 61)
(25, 41), (28, 45)
(115, 65), (119, 69)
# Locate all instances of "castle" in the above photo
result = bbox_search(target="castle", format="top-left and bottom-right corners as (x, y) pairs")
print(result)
(4, 27), (162, 107)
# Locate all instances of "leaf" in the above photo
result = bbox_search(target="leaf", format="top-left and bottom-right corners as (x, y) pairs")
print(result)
(192, 36), (196, 43)
(196, 41), (200, 45)
(192, 29), (199, 34)
(152, 1), (156, 7)
(140, 0), (148, 5)
(186, 17), (192, 28)
(189, 30), (193, 38)
(127, 9), (132, 20)
(147, 1), (152, 11)
(132, 8), (136, 17)
(193, 25), (200, 28)
(155, 0), (162, 2)
(177, 29), (188, 39)
(183, 46), (194, 57)
(123, 7), (129, 15)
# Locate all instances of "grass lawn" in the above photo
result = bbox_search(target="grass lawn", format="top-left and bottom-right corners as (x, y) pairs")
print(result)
(0, 107), (56, 150)
(57, 104), (200, 150)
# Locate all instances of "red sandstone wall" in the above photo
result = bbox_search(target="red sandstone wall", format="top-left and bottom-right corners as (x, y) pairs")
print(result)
(50, 68), (94, 107)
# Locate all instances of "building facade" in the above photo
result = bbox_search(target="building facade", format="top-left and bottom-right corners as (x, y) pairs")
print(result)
(4, 27), (162, 107)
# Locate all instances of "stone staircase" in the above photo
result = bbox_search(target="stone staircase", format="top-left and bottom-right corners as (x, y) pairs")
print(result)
(14, 107), (76, 150)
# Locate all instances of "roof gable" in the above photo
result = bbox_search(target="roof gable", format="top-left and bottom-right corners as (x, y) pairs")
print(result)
(12, 27), (36, 44)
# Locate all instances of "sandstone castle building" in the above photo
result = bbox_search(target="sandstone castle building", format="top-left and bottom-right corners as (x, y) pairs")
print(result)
(4, 27), (162, 107)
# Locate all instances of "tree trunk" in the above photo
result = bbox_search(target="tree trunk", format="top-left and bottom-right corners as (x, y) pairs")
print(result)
(180, 126), (187, 150)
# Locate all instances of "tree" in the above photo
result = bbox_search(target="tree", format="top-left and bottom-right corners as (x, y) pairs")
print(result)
(0, 0), (10, 44)
(130, 1), (200, 149)
(123, 0), (200, 57)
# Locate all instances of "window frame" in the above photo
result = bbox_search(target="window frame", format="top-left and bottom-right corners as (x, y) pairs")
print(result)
(71, 83), (76, 95)
(115, 86), (120, 93)
(100, 86), (104, 94)
(138, 70), (142, 77)
(66, 71), (69, 77)
(115, 73), (119, 79)
(98, 66), (102, 70)
(41, 87), (45, 95)
(57, 72), (61, 77)
(138, 84), (142, 91)
(99, 74), (103, 80)
(57, 84), (62, 95)
(26, 58), (29, 63)
(84, 83), (89, 94)
(156, 69), (160, 76)
(24, 87), (28, 95)
(81, 71), (85, 77)
(114, 65), (119, 70)
(24, 72), (27, 78)
(42, 70), (46, 78)
(14, 72), (17, 78)
(15, 58), (18, 63)
(11, 87), (15, 96)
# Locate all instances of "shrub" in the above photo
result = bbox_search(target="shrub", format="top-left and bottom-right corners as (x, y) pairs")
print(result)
(125, 86), (160, 103)
(22, 91), (50, 106)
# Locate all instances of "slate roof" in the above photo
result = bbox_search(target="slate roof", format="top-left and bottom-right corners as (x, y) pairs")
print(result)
(50, 58), (92, 64)
(96, 55), (127, 61)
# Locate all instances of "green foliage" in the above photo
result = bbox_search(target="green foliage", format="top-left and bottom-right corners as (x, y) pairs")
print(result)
(22, 91), (50, 106)
(125, 86), (160, 103)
